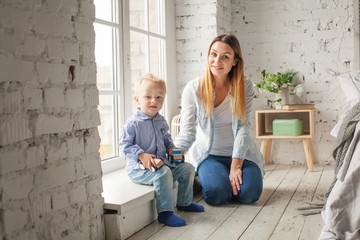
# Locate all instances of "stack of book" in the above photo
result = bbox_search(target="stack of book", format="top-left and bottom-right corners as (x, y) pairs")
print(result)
(281, 104), (314, 110)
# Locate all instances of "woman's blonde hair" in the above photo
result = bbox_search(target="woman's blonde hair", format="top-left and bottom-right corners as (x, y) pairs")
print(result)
(200, 34), (246, 122)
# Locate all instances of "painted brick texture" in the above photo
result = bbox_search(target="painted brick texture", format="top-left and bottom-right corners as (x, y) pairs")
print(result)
(175, 0), (357, 165)
(175, 0), (219, 96)
(232, 0), (355, 165)
(0, 0), (104, 239)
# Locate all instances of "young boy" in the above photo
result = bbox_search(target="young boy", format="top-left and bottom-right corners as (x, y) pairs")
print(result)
(119, 73), (204, 227)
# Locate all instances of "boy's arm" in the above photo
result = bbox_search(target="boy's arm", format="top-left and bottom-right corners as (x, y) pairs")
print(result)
(119, 122), (144, 162)
(120, 122), (158, 171)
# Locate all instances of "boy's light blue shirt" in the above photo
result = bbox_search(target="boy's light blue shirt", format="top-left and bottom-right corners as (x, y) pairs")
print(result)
(119, 109), (176, 174)
(174, 78), (265, 176)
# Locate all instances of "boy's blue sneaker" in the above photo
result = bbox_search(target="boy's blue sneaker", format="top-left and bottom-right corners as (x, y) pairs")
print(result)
(158, 211), (186, 227)
(176, 202), (204, 212)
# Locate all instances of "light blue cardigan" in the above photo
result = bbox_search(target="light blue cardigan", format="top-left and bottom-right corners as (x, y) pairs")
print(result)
(174, 78), (265, 176)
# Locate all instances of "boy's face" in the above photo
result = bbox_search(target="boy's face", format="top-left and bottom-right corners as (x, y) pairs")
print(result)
(134, 81), (166, 118)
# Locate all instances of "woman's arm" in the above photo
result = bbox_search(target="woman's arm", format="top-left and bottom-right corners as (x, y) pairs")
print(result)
(244, 79), (254, 122)
(174, 80), (198, 152)
(232, 79), (254, 159)
(161, 119), (175, 152)
(229, 158), (244, 195)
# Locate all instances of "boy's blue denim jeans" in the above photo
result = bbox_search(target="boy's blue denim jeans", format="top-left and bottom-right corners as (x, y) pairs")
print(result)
(197, 155), (263, 205)
(128, 162), (195, 214)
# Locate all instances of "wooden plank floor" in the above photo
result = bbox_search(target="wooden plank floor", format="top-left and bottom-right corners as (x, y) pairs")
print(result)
(128, 164), (334, 240)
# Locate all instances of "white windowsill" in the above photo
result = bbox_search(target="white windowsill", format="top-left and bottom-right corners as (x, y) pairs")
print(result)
(101, 156), (126, 175)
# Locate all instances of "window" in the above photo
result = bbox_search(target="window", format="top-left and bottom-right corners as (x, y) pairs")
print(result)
(94, 0), (176, 173)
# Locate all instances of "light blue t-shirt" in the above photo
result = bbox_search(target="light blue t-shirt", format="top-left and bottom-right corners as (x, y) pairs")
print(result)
(210, 94), (234, 156)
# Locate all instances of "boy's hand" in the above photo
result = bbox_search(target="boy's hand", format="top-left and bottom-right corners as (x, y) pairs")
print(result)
(168, 146), (184, 155)
(168, 147), (185, 163)
(138, 153), (156, 170)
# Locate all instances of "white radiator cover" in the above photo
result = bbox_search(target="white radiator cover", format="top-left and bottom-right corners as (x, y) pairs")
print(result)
(171, 114), (182, 140)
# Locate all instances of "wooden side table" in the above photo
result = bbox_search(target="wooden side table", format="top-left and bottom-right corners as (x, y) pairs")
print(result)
(255, 109), (316, 171)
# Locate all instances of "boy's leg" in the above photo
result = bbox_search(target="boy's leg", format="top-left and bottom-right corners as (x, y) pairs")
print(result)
(171, 162), (195, 206)
(172, 162), (204, 212)
(129, 166), (186, 227)
(128, 166), (174, 213)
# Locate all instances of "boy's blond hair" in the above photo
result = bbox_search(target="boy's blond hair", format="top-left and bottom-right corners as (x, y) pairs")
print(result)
(134, 73), (166, 96)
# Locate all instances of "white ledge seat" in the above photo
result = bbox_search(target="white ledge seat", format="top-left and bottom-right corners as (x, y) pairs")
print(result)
(102, 168), (155, 215)
(102, 168), (177, 240)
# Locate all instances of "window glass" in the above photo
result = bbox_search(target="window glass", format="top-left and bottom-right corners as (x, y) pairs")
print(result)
(94, 23), (114, 90)
(149, 0), (162, 34)
(94, 0), (114, 22)
(130, 0), (146, 30)
(130, 30), (148, 85)
(98, 95), (115, 159)
(130, 31), (148, 113)
(149, 36), (163, 75)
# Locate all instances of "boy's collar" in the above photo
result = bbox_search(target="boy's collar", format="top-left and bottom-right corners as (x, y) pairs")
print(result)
(135, 108), (160, 120)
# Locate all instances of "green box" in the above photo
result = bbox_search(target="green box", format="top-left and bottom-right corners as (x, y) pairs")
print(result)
(272, 119), (304, 136)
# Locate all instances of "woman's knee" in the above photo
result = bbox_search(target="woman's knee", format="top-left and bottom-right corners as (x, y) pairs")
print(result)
(235, 182), (263, 204)
(202, 185), (231, 205)
(197, 157), (232, 205)
(236, 160), (263, 203)
(239, 189), (261, 204)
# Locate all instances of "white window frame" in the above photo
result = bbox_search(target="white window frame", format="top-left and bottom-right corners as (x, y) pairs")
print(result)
(96, 0), (177, 174)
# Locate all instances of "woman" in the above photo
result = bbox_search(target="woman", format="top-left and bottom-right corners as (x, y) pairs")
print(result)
(174, 34), (265, 205)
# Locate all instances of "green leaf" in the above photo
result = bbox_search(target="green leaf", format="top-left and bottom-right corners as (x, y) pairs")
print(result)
(253, 68), (298, 94)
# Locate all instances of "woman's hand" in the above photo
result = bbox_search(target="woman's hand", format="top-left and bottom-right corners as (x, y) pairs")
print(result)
(229, 158), (244, 195)
(138, 152), (156, 170)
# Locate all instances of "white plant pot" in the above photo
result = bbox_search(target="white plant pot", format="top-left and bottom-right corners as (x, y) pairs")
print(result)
(274, 88), (289, 109)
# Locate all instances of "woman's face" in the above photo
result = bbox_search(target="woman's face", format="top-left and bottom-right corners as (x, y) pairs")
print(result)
(208, 41), (237, 79)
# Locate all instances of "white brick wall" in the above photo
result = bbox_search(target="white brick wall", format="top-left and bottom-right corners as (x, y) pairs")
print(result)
(24, 87), (43, 110)
(0, 146), (27, 174)
(0, 114), (32, 146)
(0, 58), (34, 83)
(3, 209), (29, 234)
(175, 0), (219, 94)
(0, 0), (104, 239)
(217, 0), (231, 33)
(37, 62), (69, 86)
(232, 0), (356, 164)
(175, 0), (358, 165)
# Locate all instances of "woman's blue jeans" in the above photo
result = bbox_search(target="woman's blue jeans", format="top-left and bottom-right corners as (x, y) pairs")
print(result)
(197, 155), (263, 205)
(128, 162), (195, 214)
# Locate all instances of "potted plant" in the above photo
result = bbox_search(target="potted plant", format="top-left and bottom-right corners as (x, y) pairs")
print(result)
(254, 68), (303, 108)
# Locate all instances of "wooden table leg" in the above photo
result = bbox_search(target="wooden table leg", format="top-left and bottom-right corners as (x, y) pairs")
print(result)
(302, 138), (316, 171)
(260, 139), (272, 164)
(312, 144), (316, 164)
